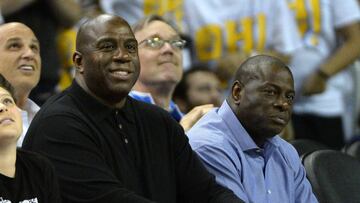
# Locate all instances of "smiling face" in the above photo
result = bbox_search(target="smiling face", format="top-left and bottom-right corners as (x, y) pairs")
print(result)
(233, 59), (295, 145)
(135, 20), (183, 87)
(0, 87), (22, 145)
(74, 15), (140, 105)
(0, 23), (41, 94)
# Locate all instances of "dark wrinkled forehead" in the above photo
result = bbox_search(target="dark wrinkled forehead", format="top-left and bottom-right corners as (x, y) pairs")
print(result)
(235, 55), (293, 82)
(76, 14), (133, 50)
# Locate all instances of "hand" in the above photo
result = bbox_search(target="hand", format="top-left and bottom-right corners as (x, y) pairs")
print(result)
(301, 71), (327, 96)
(180, 104), (214, 132)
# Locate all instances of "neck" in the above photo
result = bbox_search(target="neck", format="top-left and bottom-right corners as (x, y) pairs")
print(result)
(252, 136), (266, 148)
(75, 77), (126, 109)
(0, 144), (17, 178)
(133, 81), (175, 110)
(15, 90), (30, 109)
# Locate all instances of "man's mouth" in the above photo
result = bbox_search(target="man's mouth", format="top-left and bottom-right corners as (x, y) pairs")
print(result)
(0, 117), (14, 125)
(18, 65), (35, 72)
(109, 69), (133, 80)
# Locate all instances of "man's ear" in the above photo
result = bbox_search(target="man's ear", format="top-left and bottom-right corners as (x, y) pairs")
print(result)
(73, 51), (84, 73)
(231, 80), (243, 105)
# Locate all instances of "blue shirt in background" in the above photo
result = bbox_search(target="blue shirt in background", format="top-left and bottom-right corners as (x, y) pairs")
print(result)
(187, 100), (318, 203)
(129, 90), (183, 122)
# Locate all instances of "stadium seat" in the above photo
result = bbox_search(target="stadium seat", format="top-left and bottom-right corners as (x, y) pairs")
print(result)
(302, 150), (360, 203)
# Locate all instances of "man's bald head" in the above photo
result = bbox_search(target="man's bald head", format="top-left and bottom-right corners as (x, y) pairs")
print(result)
(76, 14), (131, 53)
(233, 55), (293, 86)
(72, 14), (140, 107)
(0, 22), (35, 37)
(228, 55), (295, 146)
(0, 22), (41, 107)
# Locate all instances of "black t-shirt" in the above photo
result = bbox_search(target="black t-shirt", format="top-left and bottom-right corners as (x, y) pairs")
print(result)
(0, 149), (61, 202)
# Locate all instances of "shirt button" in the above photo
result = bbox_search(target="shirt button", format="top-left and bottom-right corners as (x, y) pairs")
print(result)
(256, 149), (261, 153)
(267, 189), (271, 194)
(118, 124), (122, 129)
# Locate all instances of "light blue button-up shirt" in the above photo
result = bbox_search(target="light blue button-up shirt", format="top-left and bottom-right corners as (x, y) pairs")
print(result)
(188, 101), (318, 203)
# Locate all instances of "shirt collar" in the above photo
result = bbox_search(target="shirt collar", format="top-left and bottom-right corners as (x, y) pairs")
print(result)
(68, 80), (135, 123)
(218, 100), (280, 152)
(129, 90), (183, 121)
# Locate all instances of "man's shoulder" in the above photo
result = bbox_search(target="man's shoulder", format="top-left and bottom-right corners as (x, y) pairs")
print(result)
(188, 111), (231, 149)
(39, 90), (76, 114)
(274, 136), (302, 169)
(16, 149), (55, 173)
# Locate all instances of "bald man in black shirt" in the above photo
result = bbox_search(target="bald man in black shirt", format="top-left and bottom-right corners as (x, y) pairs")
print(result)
(23, 14), (244, 203)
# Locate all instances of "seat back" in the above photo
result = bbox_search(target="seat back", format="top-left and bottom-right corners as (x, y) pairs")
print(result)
(343, 141), (360, 162)
(289, 139), (328, 157)
(303, 150), (360, 203)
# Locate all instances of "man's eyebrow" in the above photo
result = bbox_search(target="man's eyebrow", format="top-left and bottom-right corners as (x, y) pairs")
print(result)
(5, 37), (21, 43)
(96, 37), (117, 44)
(32, 39), (40, 45)
(6, 37), (39, 45)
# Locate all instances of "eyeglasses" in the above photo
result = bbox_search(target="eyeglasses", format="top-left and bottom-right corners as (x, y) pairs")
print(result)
(138, 37), (186, 50)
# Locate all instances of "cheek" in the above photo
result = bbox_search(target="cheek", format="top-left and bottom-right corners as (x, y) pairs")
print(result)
(11, 108), (23, 129)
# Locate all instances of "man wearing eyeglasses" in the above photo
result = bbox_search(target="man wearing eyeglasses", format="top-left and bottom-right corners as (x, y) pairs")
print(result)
(130, 15), (214, 131)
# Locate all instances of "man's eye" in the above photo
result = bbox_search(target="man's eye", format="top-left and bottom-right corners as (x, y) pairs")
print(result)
(124, 42), (137, 52)
(101, 43), (115, 50)
(3, 98), (14, 105)
(8, 43), (22, 50)
(31, 44), (40, 53)
(264, 90), (276, 96)
(286, 94), (295, 101)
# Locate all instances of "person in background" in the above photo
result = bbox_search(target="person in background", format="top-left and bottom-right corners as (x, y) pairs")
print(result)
(23, 14), (244, 203)
(173, 64), (222, 113)
(184, 0), (302, 89)
(188, 55), (318, 203)
(1, 0), (81, 105)
(0, 74), (61, 202)
(131, 15), (213, 131)
(0, 22), (41, 147)
(288, 0), (360, 149)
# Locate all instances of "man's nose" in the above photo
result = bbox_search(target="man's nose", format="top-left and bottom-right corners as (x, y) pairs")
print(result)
(113, 48), (131, 62)
(274, 97), (292, 111)
(22, 46), (36, 60)
(0, 103), (8, 113)
(160, 42), (175, 55)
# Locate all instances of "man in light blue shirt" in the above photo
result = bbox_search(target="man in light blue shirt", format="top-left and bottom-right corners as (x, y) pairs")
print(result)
(188, 55), (318, 203)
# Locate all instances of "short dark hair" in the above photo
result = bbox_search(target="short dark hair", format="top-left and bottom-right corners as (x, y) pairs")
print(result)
(0, 74), (16, 102)
(173, 64), (216, 102)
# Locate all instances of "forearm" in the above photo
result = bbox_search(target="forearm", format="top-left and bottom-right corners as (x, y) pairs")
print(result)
(319, 23), (360, 77)
(48, 0), (82, 27)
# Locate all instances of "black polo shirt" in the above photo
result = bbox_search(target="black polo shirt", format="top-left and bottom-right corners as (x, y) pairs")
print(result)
(23, 81), (243, 203)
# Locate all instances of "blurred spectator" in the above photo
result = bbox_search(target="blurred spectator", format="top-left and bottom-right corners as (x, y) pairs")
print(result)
(1, 0), (81, 105)
(174, 64), (222, 113)
(0, 22), (41, 147)
(184, 0), (301, 89)
(99, 0), (184, 29)
(131, 15), (213, 131)
(288, 0), (360, 149)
